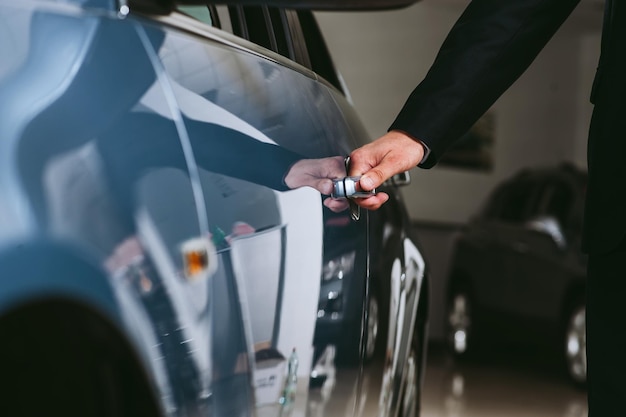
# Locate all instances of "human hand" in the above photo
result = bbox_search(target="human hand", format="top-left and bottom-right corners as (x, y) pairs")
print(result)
(284, 156), (350, 212)
(348, 130), (425, 210)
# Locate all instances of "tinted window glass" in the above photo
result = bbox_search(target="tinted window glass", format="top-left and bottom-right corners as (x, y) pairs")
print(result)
(544, 180), (574, 226)
(497, 179), (539, 223)
(482, 185), (506, 219)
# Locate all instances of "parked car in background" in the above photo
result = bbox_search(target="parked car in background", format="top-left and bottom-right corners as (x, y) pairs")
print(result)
(445, 163), (587, 386)
(0, 0), (429, 416)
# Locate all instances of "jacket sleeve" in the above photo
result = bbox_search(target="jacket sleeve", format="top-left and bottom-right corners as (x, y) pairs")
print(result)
(390, 0), (581, 168)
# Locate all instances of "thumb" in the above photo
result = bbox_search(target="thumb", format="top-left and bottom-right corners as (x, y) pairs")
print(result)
(359, 160), (398, 191)
(349, 131), (423, 191)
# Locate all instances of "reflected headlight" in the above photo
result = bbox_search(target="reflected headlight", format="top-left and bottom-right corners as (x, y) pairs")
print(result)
(322, 251), (356, 282)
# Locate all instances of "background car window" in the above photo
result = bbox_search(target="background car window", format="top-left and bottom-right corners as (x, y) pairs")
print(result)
(496, 178), (541, 223)
(481, 185), (506, 219)
(543, 180), (574, 226)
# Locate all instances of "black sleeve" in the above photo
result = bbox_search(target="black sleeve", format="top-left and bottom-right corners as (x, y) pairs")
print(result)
(390, 0), (581, 168)
(100, 113), (304, 193)
(185, 118), (303, 191)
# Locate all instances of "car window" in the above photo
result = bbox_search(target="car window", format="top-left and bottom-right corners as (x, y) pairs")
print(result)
(499, 183), (530, 223)
(489, 178), (542, 223)
(481, 184), (506, 219)
(543, 179), (575, 226)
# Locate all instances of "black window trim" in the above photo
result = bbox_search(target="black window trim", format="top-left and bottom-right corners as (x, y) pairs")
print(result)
(151, 10), (317, 80)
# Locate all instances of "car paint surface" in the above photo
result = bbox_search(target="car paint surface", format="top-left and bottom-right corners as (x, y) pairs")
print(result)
(0, 1), (428, 416)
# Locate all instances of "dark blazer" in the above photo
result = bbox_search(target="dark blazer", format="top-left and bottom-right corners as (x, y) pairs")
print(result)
(390, 0), (624, 254)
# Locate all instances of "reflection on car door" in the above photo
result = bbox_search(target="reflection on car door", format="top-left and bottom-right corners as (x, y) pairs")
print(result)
(145, 11), (365, 417)
(10, 13), (219, 415)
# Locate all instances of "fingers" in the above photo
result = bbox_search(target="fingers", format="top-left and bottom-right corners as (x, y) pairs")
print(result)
(359, 161), (397, 191)
(347, 147), (378, 186)
(323, 192), (389, 212)
(283, 151), (400, 213)
(349, 131), (424, 192)
(351, 192), (390, 211)
(314, 178), (334, 196)
(323, 197), (350, 213)
(284, 156), (347, 192)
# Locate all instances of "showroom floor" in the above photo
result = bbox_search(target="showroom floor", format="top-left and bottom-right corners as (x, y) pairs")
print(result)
(419, 345), (588, 417)
(328, 344), (588, 417)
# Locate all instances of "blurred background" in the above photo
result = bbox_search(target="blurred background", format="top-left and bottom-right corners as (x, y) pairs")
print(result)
(315, 0), (603, 415)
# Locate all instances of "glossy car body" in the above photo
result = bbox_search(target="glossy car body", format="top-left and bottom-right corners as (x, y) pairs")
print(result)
(446, 163), (587, 385)
(0, 0), (429, 415)
(315, 171), (425, 363)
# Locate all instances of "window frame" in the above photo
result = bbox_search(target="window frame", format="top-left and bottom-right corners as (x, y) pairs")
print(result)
(167, 4), (344, 94)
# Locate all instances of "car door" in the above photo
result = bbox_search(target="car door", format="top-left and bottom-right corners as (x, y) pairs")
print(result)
(139, 5), (369, 417)
(463, 182), (523, 314)
(507, 176), (576, 322)
(481, 177), (545, 317)
(3, 7), (220, 416)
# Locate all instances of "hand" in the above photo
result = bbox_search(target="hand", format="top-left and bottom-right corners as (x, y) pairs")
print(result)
(348, 130), (425, 210)
(284, 156), (350, 212)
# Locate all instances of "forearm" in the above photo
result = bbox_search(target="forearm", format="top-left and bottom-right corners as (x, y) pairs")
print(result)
(391, 0), (581, 168)
(186, 119), (304, 191)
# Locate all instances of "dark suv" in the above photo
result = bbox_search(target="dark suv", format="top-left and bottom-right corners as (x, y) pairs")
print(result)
(446, 163), (587, 385)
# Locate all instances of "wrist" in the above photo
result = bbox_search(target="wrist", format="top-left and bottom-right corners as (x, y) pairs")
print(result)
(388, 130), (429, 165)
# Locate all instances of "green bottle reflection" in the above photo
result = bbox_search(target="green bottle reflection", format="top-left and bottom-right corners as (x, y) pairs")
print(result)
(279, 348), (299, 406)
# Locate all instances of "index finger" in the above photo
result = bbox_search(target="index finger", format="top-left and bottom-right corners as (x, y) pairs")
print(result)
(351, 192), (390, 211)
